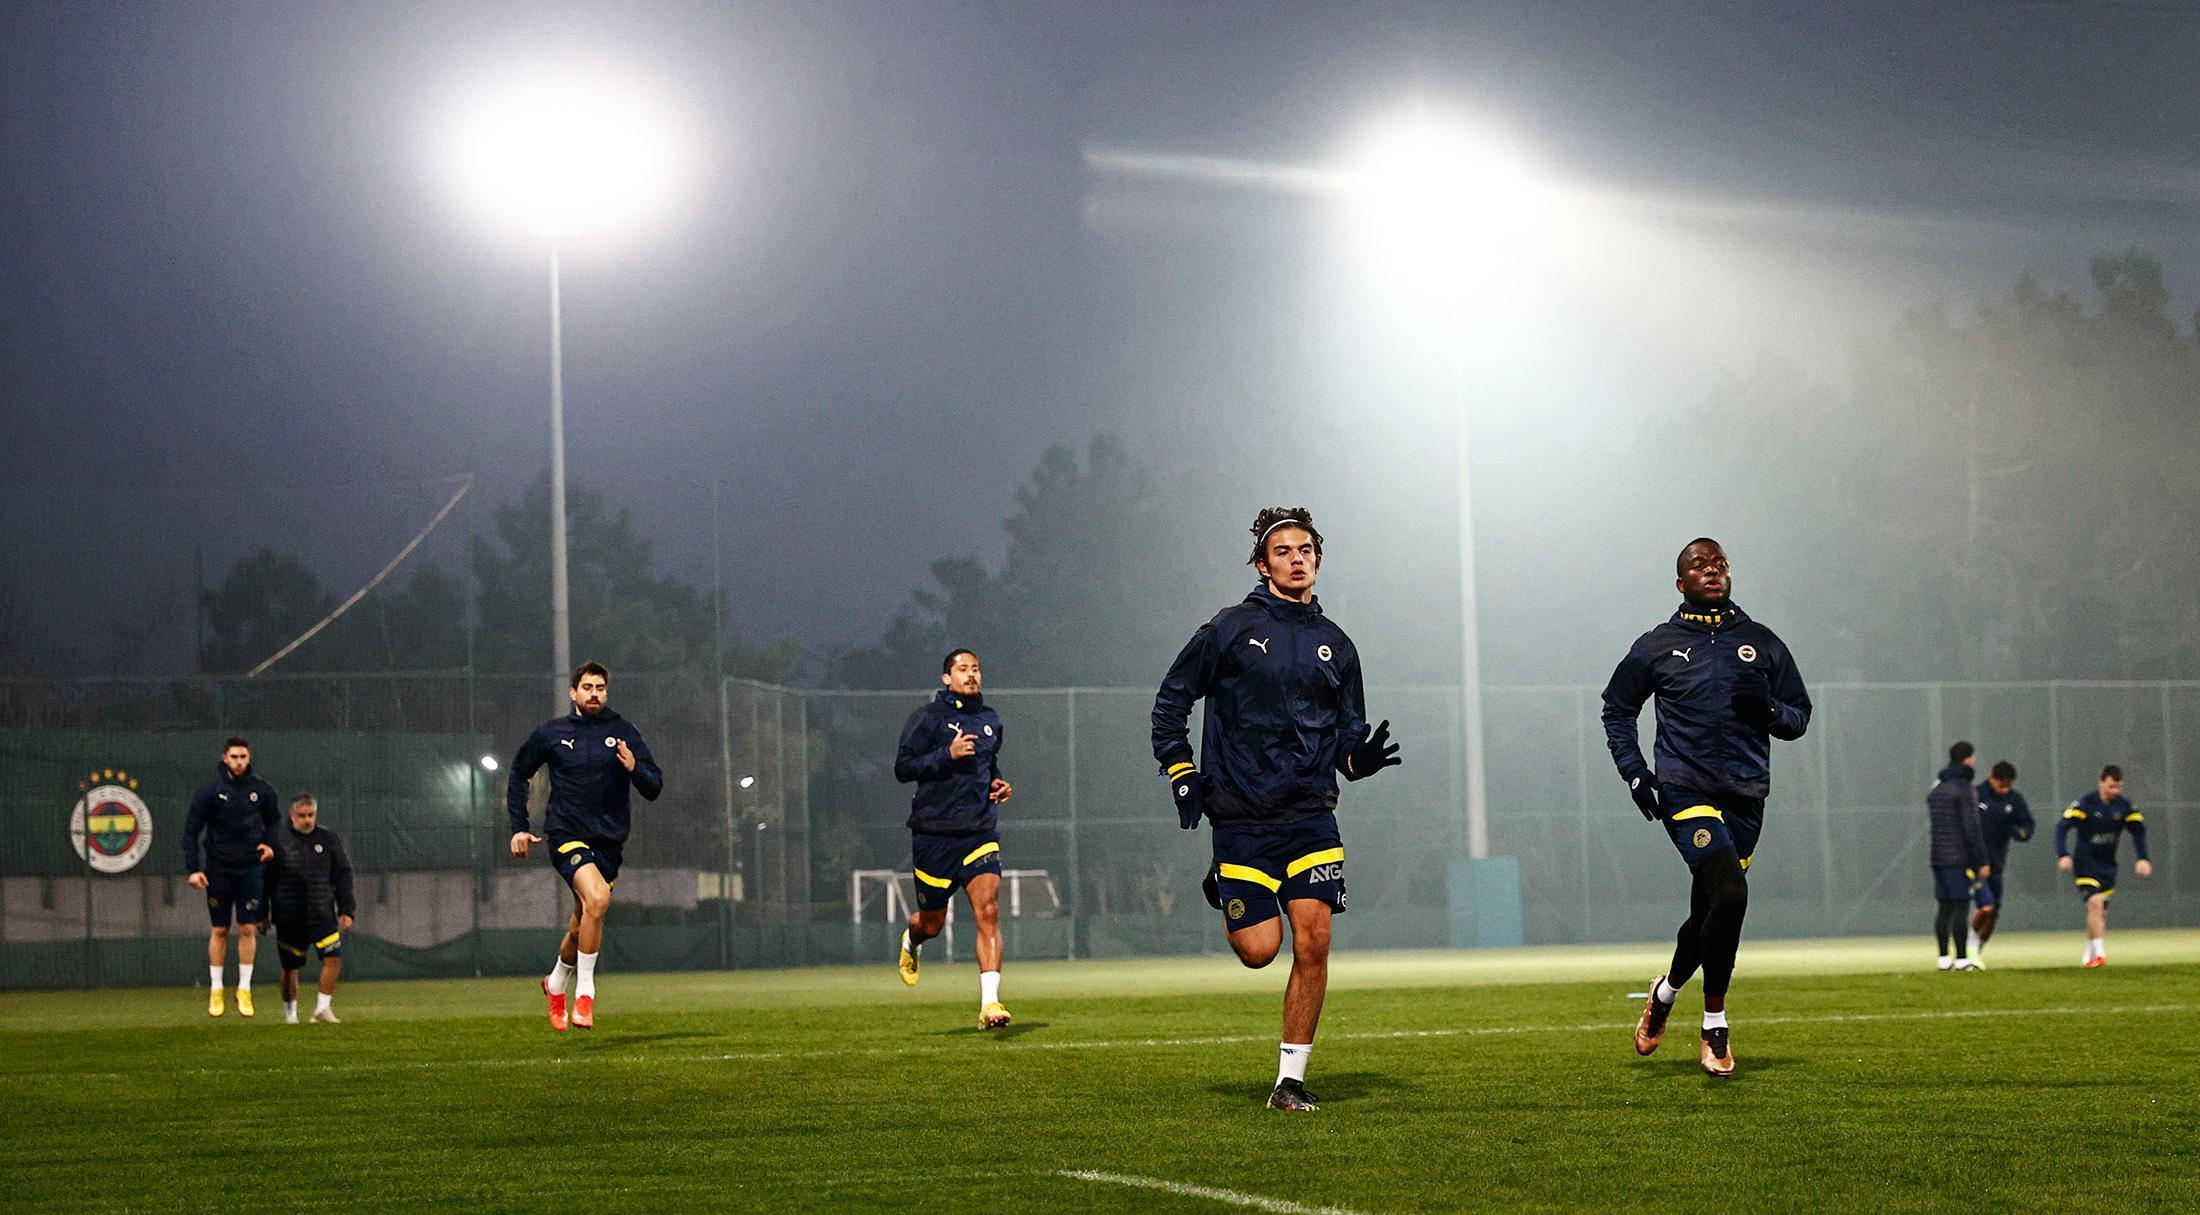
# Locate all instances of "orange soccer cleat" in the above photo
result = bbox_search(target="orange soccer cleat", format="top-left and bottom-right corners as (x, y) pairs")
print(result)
(542, 977), (569, 1032)
(1634, 977), (1673, 1056)
(2083, 955), (2107, 968)
(1700, 1026), (1736, 1077)
(571, 994), (595, 1029)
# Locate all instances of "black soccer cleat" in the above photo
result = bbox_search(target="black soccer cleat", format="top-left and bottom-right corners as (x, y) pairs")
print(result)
(1266, 1078), (1320, 1111)
(1700, 1026), (1735, 1077)
(1202, 865), (1223, 910)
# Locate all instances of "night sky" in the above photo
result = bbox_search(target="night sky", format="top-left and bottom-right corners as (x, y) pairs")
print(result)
(8, 1), (2199, 676)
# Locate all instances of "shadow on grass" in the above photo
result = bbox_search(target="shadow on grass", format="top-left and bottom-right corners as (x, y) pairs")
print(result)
(579, 1029), (722, 1049)
(1204, 1070), (1406, 1104)
(938, 1020), (1052, 1039)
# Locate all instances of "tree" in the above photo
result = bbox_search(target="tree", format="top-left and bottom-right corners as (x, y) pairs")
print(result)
(198, 549), (337, 673)
(833, 435), (1208, 687)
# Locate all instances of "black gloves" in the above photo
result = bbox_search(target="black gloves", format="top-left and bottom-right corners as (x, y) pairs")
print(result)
(1344, 720), (1402, 781)
(1625, 771), (1663, 822)
(1167, 765), (1206, 829)
(1731, 668), (1775, 727)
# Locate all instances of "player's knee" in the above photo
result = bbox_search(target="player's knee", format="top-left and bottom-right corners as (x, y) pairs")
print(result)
(579, 888), (611, 918)
(1292, 919), (1332, 959)
(1701, 852), (1749, 910)
(210, 925), (230, 940)
(914, 909), (947, 937)
(1234, 942), (1278, 969)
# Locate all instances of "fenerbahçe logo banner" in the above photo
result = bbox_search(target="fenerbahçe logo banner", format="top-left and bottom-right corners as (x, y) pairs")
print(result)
(71, 769), (153, 874)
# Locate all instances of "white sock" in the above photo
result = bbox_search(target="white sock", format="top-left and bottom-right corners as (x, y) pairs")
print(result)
(284, 1000), (298, 1019)
(1703, 1009), (1729, 1031)
(1967, 928), (1983, 956)
(576, 951), (599, 999)
(315, 992), (332, 1014)
(902, 929), (920, 956)
(210, 964), (224, 991)
(2087, 937), (2104, 961)
(237, 963), (253, 993)
(1278, 1042), (1312, 1085)
(980, 970), (1001, 1007)
(547, 958), (574, 995)
(1653, 975), (1682, 1005)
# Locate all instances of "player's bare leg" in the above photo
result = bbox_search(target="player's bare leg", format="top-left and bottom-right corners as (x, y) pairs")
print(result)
(1225, 916), (1283, 969)
(232, 923), (259, 1016)
(568, 864), (612, 1027)
(2084, 893), (2110, 965)
(900, 903), (946, 986)
(967, 873), (1010, 1027)
(310, 957), (343, 1023)
(206, 925), (229, 1016)
(1267, 899), (1331, 1110)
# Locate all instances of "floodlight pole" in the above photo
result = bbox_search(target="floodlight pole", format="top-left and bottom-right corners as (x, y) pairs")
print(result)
(548, 244), (573, 709)
(1452, 298), (1490, 860)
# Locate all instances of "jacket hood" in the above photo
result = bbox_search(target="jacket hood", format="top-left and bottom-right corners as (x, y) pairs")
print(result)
(1937, 763), (1974, 783)
(1248, 582), (1324, 620)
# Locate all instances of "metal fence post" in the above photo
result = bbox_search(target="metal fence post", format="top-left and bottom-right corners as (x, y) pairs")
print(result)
(719, 675), (734, 970)
(1065, 688), (1079, 960)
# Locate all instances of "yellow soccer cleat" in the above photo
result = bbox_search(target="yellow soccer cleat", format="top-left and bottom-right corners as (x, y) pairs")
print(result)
(897, 935), (920, 987)
(980, 1001), (1012, 1030)
(208, 987), (226, 1018)
(236, 989), (255, 1018)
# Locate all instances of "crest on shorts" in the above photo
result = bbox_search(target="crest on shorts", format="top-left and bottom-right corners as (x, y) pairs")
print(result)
(1226, 898), (1246, 921)
(1692, 828), (1712, 849)
(71, 769), (154, 875)
(1737, 645), (1758, 663)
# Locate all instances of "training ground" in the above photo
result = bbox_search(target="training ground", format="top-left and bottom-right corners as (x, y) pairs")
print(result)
(4, 929), (2195, 1213)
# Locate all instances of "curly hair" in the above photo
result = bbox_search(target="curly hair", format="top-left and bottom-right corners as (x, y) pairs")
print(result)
(1247, 506), (1323, 566)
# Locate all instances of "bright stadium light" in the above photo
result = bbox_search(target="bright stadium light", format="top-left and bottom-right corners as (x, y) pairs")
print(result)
(1348, 106), (1549, 863)
(479, 755), (499, 772)
(431, 55), (694, 710)
(435, 57), (690, 244)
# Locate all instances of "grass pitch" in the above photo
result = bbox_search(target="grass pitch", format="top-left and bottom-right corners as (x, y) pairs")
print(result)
(4, 930), (2197, 1213)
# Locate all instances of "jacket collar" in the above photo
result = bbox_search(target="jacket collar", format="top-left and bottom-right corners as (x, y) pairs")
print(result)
(1248, 582), (1323, 621)
(214, 763), (254, 785)
(568, 707), (623, 726)
(937, 688), (983, 712)
(1937, 764), (1974, 784)
(1672, 600), (1749, 631)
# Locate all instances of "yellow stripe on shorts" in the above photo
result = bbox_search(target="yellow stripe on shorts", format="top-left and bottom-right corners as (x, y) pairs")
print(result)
(314, 932), (341, 950)
(1669, 805), (1723, 822)
(914, 868), (953, 888)
(557, 840), (589, 854)
(961, 841), (1001, 866)
(1216, 863), (1281, 892)
(1285, 847), (1344, 878)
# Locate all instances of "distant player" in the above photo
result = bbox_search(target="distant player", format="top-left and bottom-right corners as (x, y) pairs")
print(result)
(892, 648), (1015, 1028)
(183, 736), (278, 1018)
(1926, 742), (1991, 971)
(507, 662), (664, 1030)
(2056, 764), (2151, 967)
(265, 793), (356, 1024)
(1152, 506), (1402, 1112)
(1603, 538), (1811, 1077)
(1969, 759), (2034, 959)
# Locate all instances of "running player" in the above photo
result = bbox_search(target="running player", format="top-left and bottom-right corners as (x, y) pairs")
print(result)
(1926, 742), (1991, 971)
(1969, 759), (2033, 960)
(1602, 538), (1812, 1077)
(892, 648), (1015, 1028)
(182, 737), (278, 1017)
(265, 793), (356, 1023)
(1152, 506), (1402, 1112)
(2056, 764), (2151, 967)
(507, 662), (664, 1030)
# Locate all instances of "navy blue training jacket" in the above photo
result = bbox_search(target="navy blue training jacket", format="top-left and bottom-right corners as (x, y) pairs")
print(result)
(1601, 602), (1812, 800)
(1926, 764), (1989, 870)
(2056, 791), (2148, 871)
(894, 689), (1006, 837)
(506, 708), (664, 843)
(183, 764), (280, 872)
(1151, 584), (1370, 825)
(1976, 782), (2035, 859)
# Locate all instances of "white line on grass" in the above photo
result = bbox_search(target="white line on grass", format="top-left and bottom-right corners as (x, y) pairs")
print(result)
(1060, 1170), (1373, 1215)
(16, 1002), (2195, 1082)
